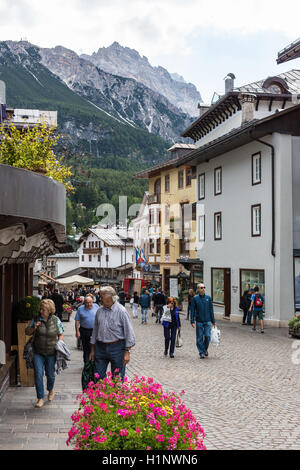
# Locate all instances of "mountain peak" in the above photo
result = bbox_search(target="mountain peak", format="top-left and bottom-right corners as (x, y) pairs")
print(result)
(81, 43), (201, 116)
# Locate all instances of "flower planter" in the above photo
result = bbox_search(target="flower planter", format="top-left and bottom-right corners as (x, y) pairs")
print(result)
(289, 327), (300, 339)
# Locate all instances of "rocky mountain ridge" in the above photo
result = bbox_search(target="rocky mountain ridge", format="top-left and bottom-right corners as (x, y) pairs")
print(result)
(81, 41), (202, 117)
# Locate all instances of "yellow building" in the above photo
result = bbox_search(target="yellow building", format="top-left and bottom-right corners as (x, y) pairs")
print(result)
(135, 144), (203, 296)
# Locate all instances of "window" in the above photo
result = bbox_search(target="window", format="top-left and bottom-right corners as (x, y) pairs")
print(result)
(214, 167), (222, 195)
(165, 174), (170, 192)
(165, 204), (170, 225)
(157, 238), (161, 254)
(240, 269), (265, 297)
(164, 238), (170, 255)
(149, 238), (155, 254)
(149, 209), (154, 225)
(178, 170), (184, 189)
(252, 152), (261, 185)
(89, 255), (92, 262)
(83, 242), (86, 248)
(81, 255), (84, 262)
(198, 173), (205, 200)
(186, 168), (192, 186)
(214, 212), (222, 240)
(251, 204), (261, 236)
(198, 215), (205, 242)
(211, 268), (224, 304)
(98, 255), (101, 262)
(157, 209), (161, 225)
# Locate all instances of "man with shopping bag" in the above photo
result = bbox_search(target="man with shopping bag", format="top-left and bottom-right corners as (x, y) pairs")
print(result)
(190, 284), (216, 359)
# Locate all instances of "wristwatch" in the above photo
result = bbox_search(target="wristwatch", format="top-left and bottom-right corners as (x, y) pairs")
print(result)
(125, 348), (131, 352)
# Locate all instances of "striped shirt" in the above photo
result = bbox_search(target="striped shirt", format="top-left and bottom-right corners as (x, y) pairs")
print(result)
(90, 302), (136, 349)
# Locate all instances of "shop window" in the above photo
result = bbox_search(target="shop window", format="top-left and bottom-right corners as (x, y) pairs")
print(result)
(240, 269), (265, 297)
(212, 268), (224, 304)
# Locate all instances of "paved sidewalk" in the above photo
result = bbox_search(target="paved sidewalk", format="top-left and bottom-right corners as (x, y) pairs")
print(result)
(0, 308), (299, 450)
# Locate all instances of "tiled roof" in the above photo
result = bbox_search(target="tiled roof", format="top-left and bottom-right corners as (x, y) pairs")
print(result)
(89, 228), (133, 246)
(235, 70), (300, 95)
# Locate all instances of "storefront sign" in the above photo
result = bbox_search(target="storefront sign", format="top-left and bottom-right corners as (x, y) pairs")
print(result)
(169, 278), (178, 298)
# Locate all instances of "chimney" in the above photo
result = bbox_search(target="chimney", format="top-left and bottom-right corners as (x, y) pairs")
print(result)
(0, 81), (6, 104)
(224, 73), (236, 93)
(197, 103), (210, 117)
(239, 93), (256, 124)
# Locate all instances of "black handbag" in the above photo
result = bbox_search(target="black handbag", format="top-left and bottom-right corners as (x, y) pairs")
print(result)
(81, 361), (96, 390)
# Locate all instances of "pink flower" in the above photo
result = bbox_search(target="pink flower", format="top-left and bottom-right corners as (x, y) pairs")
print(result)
(135, 427), (141, 434)
(119, 429), (128, 436)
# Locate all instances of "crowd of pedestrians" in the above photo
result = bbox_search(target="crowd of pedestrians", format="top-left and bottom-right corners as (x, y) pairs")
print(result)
(27, 280), (264, 408)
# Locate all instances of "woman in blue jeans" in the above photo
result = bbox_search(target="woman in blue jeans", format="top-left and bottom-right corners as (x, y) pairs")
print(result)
(25, 299), (64, 408)
(162, 298), (181, 358)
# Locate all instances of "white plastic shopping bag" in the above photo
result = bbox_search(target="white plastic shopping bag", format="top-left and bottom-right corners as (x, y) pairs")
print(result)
(210, 326), (221, 347)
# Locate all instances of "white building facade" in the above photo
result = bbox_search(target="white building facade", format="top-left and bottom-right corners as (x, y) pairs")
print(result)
(78, 227), (134, 270)
(179, 71), (300, 326)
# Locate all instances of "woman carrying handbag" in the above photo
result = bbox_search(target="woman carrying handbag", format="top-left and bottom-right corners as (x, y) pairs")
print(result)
(161, 298), (181, 358)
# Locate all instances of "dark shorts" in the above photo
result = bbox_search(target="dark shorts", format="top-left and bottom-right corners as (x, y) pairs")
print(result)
(253, 310), (264, 321)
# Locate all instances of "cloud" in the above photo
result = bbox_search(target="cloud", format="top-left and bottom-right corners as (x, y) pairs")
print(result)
(0, 0), (37, 28)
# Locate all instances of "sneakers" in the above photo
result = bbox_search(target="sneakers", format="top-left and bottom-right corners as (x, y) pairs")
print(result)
(48, 390), (55, 402)
(205, 351), (208, 357)
(164, 350), (168, 356)
(252, 327), (256, 331)
(35, 399), (44, 408)
(261, 329), (264, 334)
(200, 354), (205, 359)
(170, 355), (174, 358)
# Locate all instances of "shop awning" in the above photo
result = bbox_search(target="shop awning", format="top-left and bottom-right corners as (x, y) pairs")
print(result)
(56, 275), (94, 286)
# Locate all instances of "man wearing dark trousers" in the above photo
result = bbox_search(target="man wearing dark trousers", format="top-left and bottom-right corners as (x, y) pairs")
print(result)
(191, 283), (216, 359)
(75, 295), (99, 364)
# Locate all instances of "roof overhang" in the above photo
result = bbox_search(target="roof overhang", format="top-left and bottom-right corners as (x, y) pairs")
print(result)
(176, 104), (300, 168)
(277, 38), (300, 64)
(181, 91), (293, 141)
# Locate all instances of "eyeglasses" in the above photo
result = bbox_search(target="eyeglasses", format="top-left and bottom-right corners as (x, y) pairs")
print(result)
(199, 286), (206, 289)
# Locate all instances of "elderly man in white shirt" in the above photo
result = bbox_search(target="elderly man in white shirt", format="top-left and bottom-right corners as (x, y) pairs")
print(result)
(89, 286), (136, 381)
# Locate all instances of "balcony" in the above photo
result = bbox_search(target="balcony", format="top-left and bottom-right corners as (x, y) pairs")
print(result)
(83, 248), (102, 255)
(148, 193), (161, 205)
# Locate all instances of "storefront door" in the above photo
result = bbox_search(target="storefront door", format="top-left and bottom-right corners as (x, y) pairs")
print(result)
(211, 267), (231, 317)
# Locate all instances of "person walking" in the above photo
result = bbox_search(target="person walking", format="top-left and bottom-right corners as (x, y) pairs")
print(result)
(153, 287), (166, 324)
(25, 299), (64, 408)
(139, 289), (150, 324)
(187, 288), (194, 321)
(162, 298), (181, 358)
(118, 288), (126, 307)
(240, 290), (251, 325)
(190, 283), (216, 359)
(132, 291), (139, 319)
(249, 286), (265, 333)
(50, 289), (64, 321)
(89, 286), (136, 381)
(75, 294), (99, 364)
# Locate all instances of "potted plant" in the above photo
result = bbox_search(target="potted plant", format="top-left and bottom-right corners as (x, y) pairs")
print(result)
(0, 122), (74, 192)
(15, 296), (40, 387)
(62, 303), (73, 322)
(67, 374), (206, 450)
(288, 314), (300, 338)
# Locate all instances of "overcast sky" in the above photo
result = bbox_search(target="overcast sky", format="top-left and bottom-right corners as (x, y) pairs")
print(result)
(1, 0), (300, 102)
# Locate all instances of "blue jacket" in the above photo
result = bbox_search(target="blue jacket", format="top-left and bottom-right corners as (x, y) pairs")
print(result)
(190, 294), (215, 324)
(139, 293), (150, 309)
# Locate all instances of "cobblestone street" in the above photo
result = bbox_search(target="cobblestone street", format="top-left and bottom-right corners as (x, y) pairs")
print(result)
(0, 307), (299, 450)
